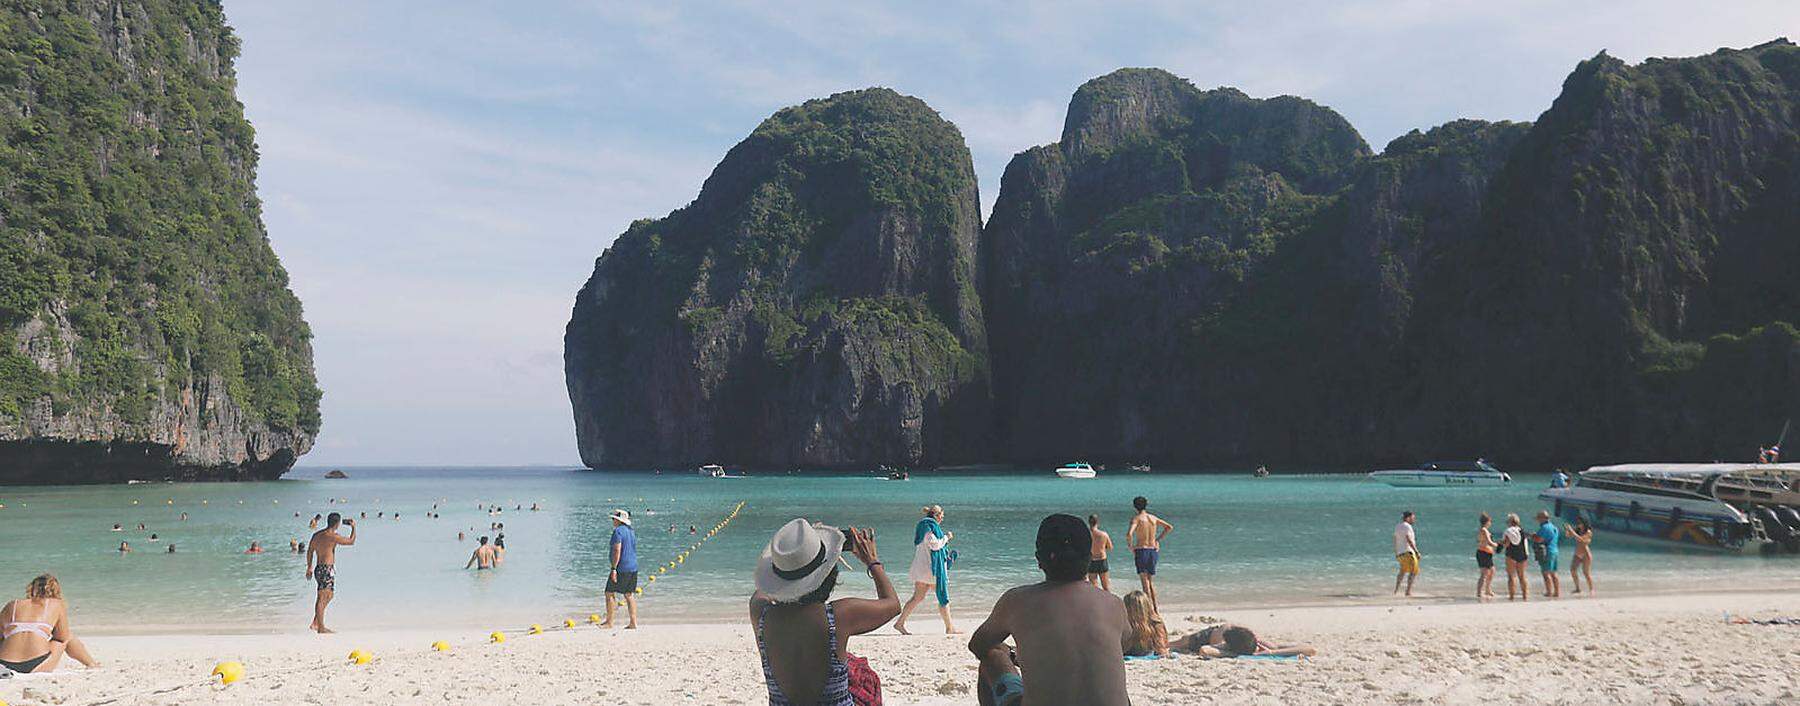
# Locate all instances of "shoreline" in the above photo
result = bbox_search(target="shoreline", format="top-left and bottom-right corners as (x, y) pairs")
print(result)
(8, 590), (1800, 705)
(67, 575), (1800, 636)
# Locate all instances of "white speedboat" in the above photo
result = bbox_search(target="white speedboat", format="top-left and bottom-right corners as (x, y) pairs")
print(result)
(698, 464), (726, 478)
(1368, 460), (1510, 487)
(1054, 462), (1097, 479)
(1540, 463), (1800, 553)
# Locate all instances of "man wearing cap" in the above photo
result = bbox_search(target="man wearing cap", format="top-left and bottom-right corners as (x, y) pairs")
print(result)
(601, 509), (639, 629)
(968, 513), (1130, 706)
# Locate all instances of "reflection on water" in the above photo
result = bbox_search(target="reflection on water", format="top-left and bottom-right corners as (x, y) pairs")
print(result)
(3, 466), (1799, 633)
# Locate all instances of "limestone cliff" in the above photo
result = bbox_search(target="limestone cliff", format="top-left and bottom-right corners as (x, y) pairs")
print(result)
(0, 1), (319, 482)
(565, 89), (986, 468)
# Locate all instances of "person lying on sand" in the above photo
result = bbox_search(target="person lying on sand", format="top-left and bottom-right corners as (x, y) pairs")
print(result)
(969, 514), (1131, 706)
(1170, 623), (1316, 658)
(0, 574), (98, 674)
(751, 519), (898, 706)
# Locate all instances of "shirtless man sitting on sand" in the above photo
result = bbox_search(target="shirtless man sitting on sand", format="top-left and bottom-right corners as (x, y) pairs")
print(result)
(305, 512), (356, 633)
(969, 513), (1131, 706)
(1128, 496), (1173, 607)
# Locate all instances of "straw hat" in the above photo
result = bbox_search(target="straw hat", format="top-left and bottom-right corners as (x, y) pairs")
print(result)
(610, 509), (632, 526)
(755, 518), (845, 602)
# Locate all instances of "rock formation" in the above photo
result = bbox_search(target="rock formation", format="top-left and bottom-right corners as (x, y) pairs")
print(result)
(0, 1), (319, 482)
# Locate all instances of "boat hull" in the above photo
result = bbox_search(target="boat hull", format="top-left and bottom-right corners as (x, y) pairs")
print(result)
(1368, 470), (1509, 487)
(1539, 487), (1757, 553)
(1054, 469), (1096, 479)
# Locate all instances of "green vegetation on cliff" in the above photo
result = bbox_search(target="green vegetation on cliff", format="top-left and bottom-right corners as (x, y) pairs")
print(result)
(0, 1), (319, 433)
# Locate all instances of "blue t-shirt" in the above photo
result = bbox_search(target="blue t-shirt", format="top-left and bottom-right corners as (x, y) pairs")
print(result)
(1536, 521), (1560, 555)
(610, 525), (638, 573)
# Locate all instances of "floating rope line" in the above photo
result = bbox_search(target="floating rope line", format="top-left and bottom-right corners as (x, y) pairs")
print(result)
(640, 500), (746, 595)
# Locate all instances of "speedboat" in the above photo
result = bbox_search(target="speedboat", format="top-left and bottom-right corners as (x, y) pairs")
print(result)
(698, 464), (726, 478)
(1253, 466), (1270, 478)
(1540, 463), (1800, 553)
(1129, 464), (1152, 473)
(1368, 460), (1510, 487)
(1054, 462), (1097, 479)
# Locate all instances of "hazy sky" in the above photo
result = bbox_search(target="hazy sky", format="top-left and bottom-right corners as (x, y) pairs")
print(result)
(222, 1), (1800, 466)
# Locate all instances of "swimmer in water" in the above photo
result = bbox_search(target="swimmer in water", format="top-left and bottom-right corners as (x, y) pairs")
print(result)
(465, 536), (499, 570)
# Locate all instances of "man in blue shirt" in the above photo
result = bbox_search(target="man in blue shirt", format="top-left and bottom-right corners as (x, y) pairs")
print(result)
(602, 509), (639, 628)
(1532, 510), (1561, 598)
(1550, 469), (1569, 488)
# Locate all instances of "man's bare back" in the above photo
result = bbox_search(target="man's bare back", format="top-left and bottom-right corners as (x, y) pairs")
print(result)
(308, 528), (344, 567)
(1128, 512), (1165, 549)
(977, 581), (1130, 706)
(1090, 528), (1112, 560)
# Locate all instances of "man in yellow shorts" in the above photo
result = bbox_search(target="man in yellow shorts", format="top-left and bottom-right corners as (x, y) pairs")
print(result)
(1393, 510), (1419, 596)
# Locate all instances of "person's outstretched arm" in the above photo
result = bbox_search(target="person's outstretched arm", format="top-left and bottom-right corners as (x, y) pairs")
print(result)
(833, 528), (901, 636)
(340, 520), (357, 546)
(967, 590), (1016, 658)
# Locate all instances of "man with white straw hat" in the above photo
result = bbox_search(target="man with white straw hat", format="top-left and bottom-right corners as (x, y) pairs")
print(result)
(751, 518), (898, 706)
(601, 509), (639, 629)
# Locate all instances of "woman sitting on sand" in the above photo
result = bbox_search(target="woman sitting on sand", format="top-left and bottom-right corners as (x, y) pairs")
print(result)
(752, 519), (899, 706)
(1501, 513), (1530, 601)
(0, 574), (98, 674)
(1170, 623), (1316, 658)
(1123, 590), (1170, 657)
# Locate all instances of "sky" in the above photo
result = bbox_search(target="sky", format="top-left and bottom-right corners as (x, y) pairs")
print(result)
(220, 1), (1800, 466)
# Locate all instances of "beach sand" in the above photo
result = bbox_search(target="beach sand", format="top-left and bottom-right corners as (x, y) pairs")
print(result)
(5, 590), (1799, 705)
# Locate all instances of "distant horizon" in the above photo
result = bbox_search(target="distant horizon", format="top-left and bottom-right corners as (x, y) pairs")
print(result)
(222, 1), (1800, 466)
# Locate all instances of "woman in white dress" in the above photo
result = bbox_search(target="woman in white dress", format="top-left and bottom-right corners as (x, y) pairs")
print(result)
(894, 505), (956, 634)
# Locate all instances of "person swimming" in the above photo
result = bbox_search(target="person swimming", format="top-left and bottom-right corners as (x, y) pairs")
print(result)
(0, 574), (98, 674)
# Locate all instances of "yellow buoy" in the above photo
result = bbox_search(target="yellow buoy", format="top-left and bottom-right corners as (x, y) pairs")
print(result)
(528, 624), (543, 635)
(490, 631), (506, 643)
(432, 641), (451, 652)
(635, 587), (643, 594)
(347, 649), (373, 665)
(211, 661), (245, 685)
(563, 619), (577, 628)
(646, 575), (657, 582)
(588, 613), (602, 624)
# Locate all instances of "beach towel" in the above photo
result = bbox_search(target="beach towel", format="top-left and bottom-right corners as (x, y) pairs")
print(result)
(1123, 653), (1174, 662)
(1237, 654), (1305, 661)
(846, 653), (882, 706)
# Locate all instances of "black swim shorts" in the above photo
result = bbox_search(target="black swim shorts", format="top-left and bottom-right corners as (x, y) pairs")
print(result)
(606, 570), (638, 595)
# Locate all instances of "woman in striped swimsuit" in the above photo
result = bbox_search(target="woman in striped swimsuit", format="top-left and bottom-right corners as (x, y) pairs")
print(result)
(752, 519), (899, 705)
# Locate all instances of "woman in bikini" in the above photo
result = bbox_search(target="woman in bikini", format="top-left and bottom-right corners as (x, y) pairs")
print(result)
(1122, 590), (1169, 657)
(0, 574), (98, 674)
(1475, 513), (1498, 600)
(1169, 623), (1316, 658)
(1501, 513), (1531, 601)
(1565, 518), (1595, 595)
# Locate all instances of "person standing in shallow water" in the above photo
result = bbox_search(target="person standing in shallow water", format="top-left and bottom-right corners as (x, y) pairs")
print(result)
(1474, 513), (1498, 600)
(1088, 514), (1114, 592)
(601, 509), (639, 629)
(1565, 517), (1595, 594)
(1532, 510), (1562, 598)
(896, 505), (957, 634)
(1393, 510), (1419, 597)
(305, 512), (356, 633)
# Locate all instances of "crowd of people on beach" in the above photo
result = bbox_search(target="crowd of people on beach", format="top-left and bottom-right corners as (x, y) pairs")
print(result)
(747, 495), (1316, 706)
(1396, 508), (1597, 601)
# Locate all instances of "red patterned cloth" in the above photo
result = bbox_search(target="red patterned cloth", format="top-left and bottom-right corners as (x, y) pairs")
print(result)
(846, 652), (883, 706)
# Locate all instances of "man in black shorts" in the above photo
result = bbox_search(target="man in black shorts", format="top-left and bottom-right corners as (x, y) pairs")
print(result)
(305, 512), (356, 633)
(1087, 514), (1114, 592)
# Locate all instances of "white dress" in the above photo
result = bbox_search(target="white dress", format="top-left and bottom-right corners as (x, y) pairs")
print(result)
(908, 530), (950, 585)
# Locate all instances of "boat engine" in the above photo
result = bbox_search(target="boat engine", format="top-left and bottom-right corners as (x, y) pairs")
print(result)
(1754, 506), (1800, 553)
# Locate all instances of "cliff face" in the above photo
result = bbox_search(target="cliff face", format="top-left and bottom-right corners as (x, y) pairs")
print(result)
(568, 41), (1800, 471)
(0, 1), (319, 483)
(565, 89), (987, 468)
(1405, 39), (1800, 463)
(982, 68), (1371, 462)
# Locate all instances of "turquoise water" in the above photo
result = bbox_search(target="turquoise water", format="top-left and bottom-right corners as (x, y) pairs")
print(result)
(3, 466), (1799, 633)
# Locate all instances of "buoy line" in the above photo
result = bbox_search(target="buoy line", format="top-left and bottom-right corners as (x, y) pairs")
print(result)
(76, 501), (750, 704)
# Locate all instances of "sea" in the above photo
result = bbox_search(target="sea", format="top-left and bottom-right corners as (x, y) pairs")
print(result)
(3, 466), (1799, 634)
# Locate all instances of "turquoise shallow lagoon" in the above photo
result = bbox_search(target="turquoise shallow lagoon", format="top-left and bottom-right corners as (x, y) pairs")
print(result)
(4, 466), (1799, 633)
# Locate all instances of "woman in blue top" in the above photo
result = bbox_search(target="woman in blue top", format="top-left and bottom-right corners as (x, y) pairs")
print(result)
(895, 505), (957, 634)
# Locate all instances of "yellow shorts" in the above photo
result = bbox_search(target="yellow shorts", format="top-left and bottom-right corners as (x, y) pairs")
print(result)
(1396, 552), (1419, 573)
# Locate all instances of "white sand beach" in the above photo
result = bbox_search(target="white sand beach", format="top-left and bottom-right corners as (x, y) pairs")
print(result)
(5, 590), (1799, 705)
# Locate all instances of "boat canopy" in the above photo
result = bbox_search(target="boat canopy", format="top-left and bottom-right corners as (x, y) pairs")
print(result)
(1583, 463), (1800, 477)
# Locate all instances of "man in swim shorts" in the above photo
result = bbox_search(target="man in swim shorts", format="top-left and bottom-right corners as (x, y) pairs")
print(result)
(1127, 496), (1173, 607)
(1533, 510), (1561, 597)
(601, 509), (639, 629)
(465, 536), (499, 570)
(305, 512), (356, 633)
(1394, 510), (1419, 596)
(969, 514), (1131, 706)
(1087, 514), (1113, 592)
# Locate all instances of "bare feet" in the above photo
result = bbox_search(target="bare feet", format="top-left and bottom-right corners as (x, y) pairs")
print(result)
(598, 621), (613, 629)
(314, 626), (335, 634)
(894, 623), (910, 635)
(625, 624), (638, 630)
